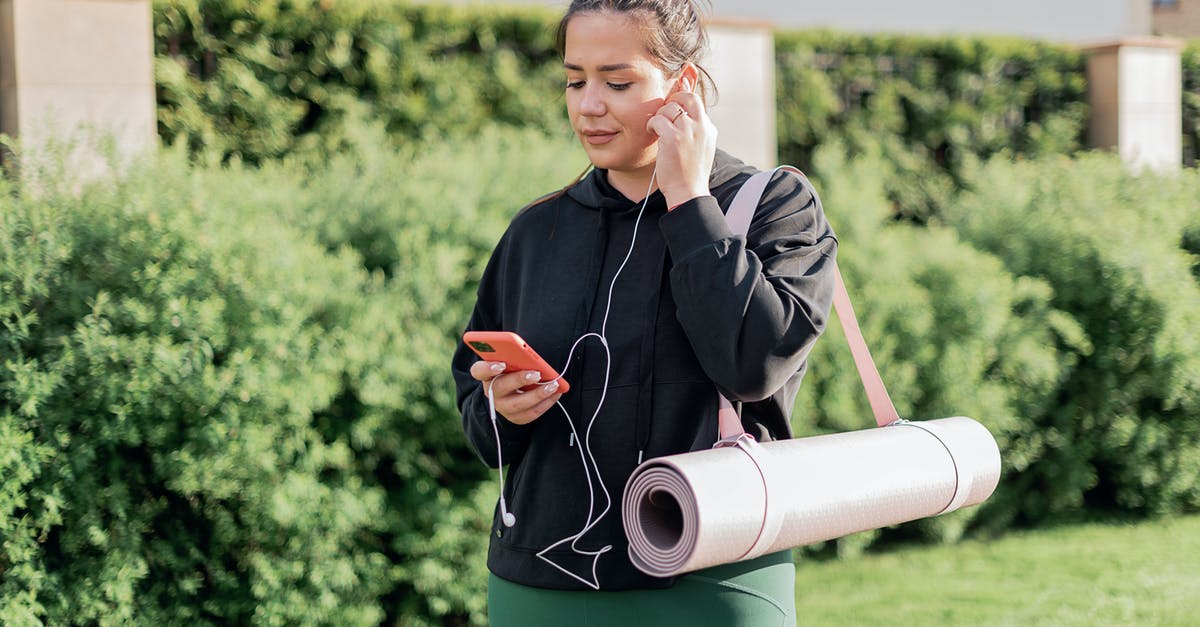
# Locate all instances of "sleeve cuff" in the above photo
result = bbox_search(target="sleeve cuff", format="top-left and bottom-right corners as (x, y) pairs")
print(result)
(659, 195), (733, 261)
(476, 391), (536, 442)
(467, 388), (535, 442)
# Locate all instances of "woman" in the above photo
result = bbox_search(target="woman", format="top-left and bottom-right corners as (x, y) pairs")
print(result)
(450, 1), (837, 624)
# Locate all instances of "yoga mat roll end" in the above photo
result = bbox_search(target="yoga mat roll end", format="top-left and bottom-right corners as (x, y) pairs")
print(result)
(902, 416), (1001, 513)
(950, 416), (1002, 510)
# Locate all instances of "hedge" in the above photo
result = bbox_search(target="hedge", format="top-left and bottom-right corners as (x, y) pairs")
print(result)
(152, 2), (1105, 179)
(1, 140), (391, 625)
(153, 0), (565, 163)
(152, 2), (1200, 177)
(1184, 39), (1199, 168)
(775, 31), (1089, 221)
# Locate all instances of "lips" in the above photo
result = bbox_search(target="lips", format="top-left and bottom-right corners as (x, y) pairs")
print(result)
(581, 129), (618, 145)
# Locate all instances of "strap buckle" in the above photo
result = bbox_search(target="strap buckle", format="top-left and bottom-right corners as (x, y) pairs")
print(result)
(713, 432), (757, 450)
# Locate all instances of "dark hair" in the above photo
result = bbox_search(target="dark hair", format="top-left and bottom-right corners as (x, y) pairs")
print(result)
(555, 0), (717, 104)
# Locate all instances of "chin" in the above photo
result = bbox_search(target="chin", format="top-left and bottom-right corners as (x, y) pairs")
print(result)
(579, 149), (618, 171)
(580, 144), (654, 173)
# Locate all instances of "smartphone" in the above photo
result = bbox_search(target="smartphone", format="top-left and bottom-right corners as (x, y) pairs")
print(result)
(463, 331), (570, 394)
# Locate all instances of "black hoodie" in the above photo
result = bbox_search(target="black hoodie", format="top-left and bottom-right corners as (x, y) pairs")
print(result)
(451, 150), (838, 591)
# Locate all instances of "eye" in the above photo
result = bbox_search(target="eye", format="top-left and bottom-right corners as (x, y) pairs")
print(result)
(608, 82), (631, 91)
(566, 80), (585, 89)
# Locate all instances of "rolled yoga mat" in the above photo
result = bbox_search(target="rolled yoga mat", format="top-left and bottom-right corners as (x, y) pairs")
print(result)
(622, 416), (1001, 578)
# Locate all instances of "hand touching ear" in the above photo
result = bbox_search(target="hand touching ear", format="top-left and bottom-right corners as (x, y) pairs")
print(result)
(647, 73), (717, 209)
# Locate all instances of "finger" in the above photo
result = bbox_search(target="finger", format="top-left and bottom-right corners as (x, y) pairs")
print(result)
(667, 91), (705, 116)
(647, 111), (685, 138)
(490, 370), (545, 399)
(527, 390), (565, 417)
(470, 360), (507, 383)
(504, 389), (564, 425)
(654, 102), (688, 124)
(502, 379), (561, 413)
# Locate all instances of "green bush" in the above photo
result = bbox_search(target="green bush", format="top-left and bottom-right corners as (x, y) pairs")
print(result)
(1, 142), (390, 625)
(776, 31), (1090, 221)
(0, 125), (587, 625)
(946, 154), (1200, 521)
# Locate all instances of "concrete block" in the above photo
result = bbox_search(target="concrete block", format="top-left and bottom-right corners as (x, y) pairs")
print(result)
(706, 20), (777, 170)
(1085, 37), (1184, 172)
(11, 0), (154, 88)
(0, 0), (156, 180)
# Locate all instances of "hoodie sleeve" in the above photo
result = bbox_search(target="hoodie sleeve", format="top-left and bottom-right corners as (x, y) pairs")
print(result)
(451, 233), (536, 469)
(659, 170), (837, 402)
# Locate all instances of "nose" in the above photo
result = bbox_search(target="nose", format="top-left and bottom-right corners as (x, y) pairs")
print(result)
(579, 83), (606, 117)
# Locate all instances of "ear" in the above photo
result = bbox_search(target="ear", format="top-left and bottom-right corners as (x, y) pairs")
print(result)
(674, 63), (700, 94)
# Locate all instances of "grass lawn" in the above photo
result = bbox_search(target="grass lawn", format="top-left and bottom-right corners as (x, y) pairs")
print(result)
(794, 515), (1200, 625)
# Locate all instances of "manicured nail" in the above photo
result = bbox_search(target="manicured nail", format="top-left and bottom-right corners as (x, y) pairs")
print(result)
(544, 380), (559, 394)
(525, 372), (539, 382)
(490, 362), (505, 373)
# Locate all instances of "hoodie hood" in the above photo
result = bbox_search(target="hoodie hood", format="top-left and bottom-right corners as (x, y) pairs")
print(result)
(566, 149), (753, 212)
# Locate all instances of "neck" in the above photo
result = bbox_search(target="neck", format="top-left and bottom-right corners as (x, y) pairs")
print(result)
(607, 161), (658, 203)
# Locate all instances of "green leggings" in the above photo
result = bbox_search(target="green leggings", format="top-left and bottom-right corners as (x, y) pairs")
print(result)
(487, 550), (796, 627)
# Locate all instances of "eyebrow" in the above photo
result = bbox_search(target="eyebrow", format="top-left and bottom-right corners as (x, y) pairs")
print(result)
(563, 62), (635, 72)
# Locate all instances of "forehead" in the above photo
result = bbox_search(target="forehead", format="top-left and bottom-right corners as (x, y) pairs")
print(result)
(563, 11), (656, 71)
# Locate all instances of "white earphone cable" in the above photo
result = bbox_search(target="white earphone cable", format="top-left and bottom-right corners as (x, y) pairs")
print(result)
(487, 164), (659, 590)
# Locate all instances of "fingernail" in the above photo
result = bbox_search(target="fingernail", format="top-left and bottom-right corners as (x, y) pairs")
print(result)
(490, 362), (505, 373)
(544, 380), (559, 394)
(525, 372), (539, 382)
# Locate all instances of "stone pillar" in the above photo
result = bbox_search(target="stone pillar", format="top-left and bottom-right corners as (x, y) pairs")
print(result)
(705, 20), (777, 170)
(1084, 37), (1184, 172)
(1152, 0), (1200, 38)
(0, 0), (156, 178)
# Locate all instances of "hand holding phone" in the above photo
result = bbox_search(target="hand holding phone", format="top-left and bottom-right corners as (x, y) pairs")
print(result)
(464, 331), (570, 394)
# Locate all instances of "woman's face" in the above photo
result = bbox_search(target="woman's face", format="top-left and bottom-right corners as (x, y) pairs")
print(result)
(563, 11), (674, 178)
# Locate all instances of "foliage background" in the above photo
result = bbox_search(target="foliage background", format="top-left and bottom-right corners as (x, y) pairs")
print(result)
(1, 127), (587, 625)
(1, 1), (1197, 624)
(775, 32), (1089, 222)
(153, 0), (567, 164)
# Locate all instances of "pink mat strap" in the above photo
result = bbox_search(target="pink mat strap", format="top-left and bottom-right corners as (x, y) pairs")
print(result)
(717, 166), (900, 441)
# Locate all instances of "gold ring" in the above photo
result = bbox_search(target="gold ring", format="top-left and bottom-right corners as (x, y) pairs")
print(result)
(671, 109), (686, 123)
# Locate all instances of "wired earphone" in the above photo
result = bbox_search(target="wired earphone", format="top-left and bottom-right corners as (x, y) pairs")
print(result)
(484, 162), (661, 590)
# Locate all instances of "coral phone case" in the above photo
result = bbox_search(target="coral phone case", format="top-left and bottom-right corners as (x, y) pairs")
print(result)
(463, 331), (570, 394)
